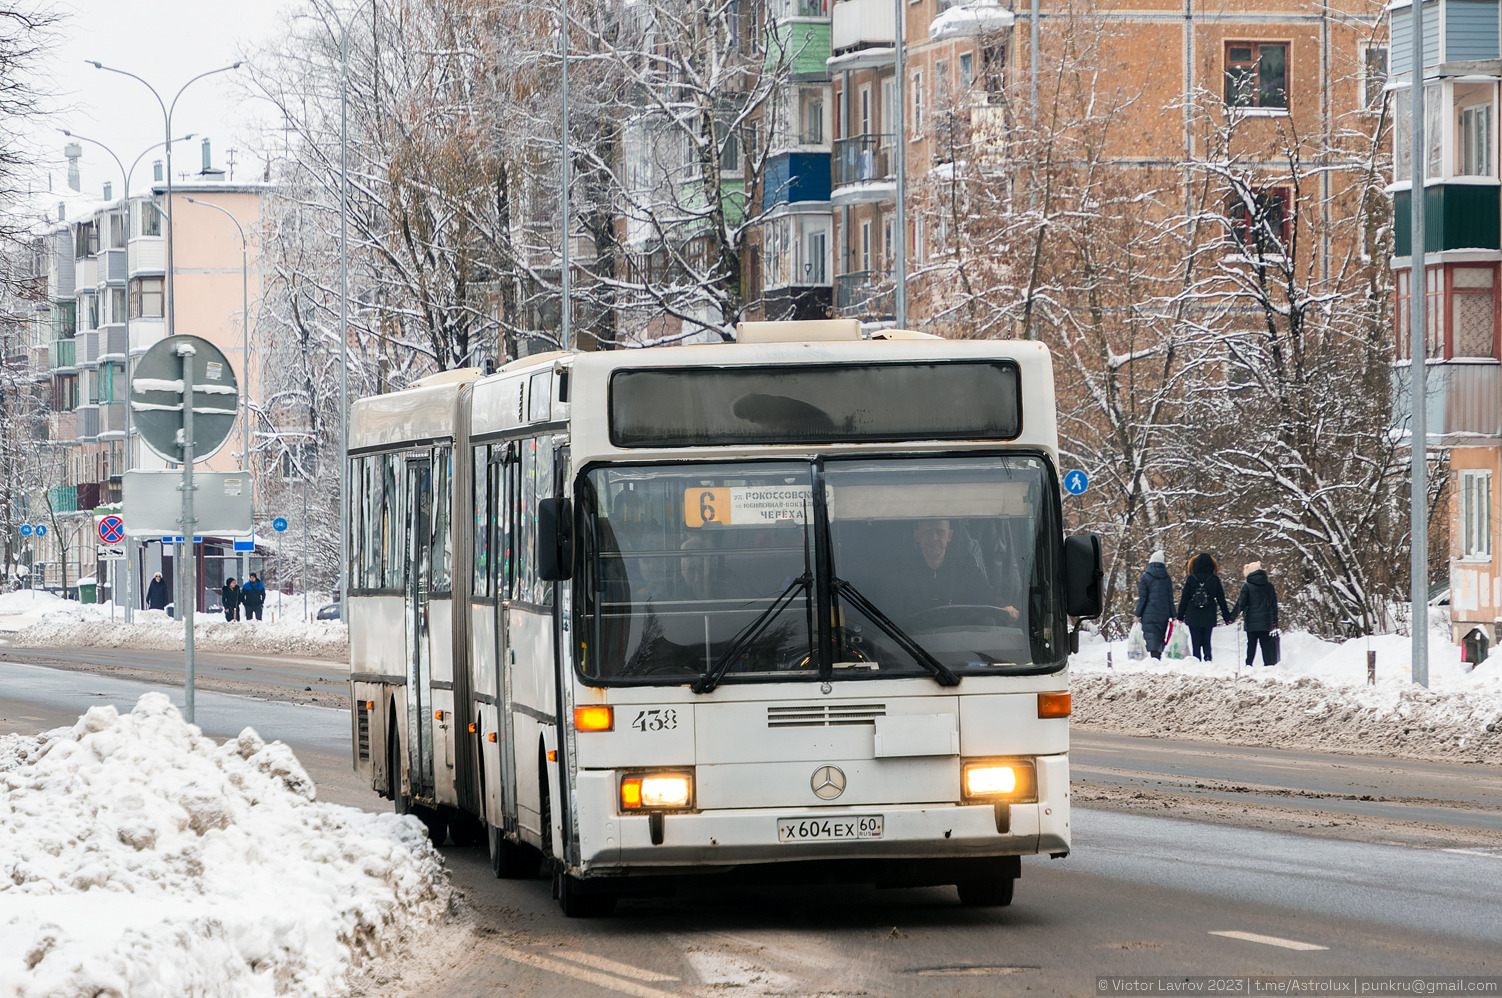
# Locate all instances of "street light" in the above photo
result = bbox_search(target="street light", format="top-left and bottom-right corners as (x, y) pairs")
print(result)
(88, 60), (241, 642)
(57, 128), (194, 625)
(339, 12), (360, 619)
(183, 195), (252, 584)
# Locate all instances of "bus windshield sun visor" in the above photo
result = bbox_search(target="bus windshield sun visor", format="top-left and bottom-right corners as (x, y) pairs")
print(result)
(609, 362), (1022, 448)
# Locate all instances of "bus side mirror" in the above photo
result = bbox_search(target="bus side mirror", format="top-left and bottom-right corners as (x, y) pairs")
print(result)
(537, 497), (573, 581)
(1064, 533), (1103, 618)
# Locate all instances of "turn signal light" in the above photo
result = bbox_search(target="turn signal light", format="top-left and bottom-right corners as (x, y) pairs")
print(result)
(364, 701), (374, 711)
(574, 705), (614, 731)
(433, 710), (444, 721)
(1038, 692), (1071, 718)
(488, 733), (498, 743)
(468, 723), (477, 733)
(619, 772), (692, 811)
(961, 760), (1038, 802)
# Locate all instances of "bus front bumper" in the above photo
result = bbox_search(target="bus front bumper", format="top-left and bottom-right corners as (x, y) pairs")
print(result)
(571, 759), (1070, 873)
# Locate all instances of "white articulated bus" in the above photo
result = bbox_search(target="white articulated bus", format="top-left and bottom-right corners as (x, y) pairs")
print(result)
(347, 321), (1103, 916)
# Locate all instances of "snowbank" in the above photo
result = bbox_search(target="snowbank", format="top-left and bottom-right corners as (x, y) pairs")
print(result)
(1073, 620), (1502, 763)
(0, 591), (347, 661)
(0, 694), (450, 997)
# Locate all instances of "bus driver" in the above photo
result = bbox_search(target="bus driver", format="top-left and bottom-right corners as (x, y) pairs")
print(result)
(906, 519), (1019, 621)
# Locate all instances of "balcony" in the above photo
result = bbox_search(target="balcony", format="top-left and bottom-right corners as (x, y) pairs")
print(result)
(78, 330), (100, 367)
(832, 135), (895, 205)
(99, 402), (126, 438)
(829, 0), (895, 65)
(1391, 0), (1500, 71)
(1394, 184), (1501, 255)
(47, 484), (77, 514)
(763, 152), (834, 210)
(99, 324), (128, 360)
(76, 256), (97, 289)
(102, 248), (126, 283)
(128, 237), (165, 275)
(835, 269), (894, 319)
(49, 338), (75, 370)
(766, 18), (832, 79)
(130, 318), (165, 355)
(1394, 360), (1502, 437)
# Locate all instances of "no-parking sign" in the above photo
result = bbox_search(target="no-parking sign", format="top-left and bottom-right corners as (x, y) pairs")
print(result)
(98, 515), (125, 544)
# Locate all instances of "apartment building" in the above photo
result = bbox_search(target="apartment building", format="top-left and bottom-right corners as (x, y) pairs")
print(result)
(21, 144), (269, 609)
(1388, 0), (1502, 644)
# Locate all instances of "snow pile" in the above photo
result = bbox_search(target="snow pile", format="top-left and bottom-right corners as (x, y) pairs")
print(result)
(1073, 621), (1502, 763)
(0, 693), (449, 997)
(0, 591), (347, 661)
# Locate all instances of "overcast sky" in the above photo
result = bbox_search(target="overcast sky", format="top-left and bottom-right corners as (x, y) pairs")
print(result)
(27, 0), (290, 206)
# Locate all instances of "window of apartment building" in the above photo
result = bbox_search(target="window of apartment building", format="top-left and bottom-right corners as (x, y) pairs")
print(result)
(96, 363), (122, 404)
(959, 52), (974, 87)
(110, 288), (126, 324)
(135, 199), (162, 237)
(1397, 264), (1499, 360)
(860, 85), (872, 136)
(54, 374), (77, 411)
(883, 219), (894, 270)
(1226, 187), (1291, 258)
(129, 277), (164, 319)
(882, 78), (896, 139)
(981, 46), (1004, 105)
(912, 215), (924, 264)
(807, 230), (827, 284)
(861, 221), (872, 271)
(1461, 101), (1493, 177)
(73, 221), (99, 259)
(1225, 42), (1288, 110)
(78, 293), (98, 331)
(1394, 83), (1443, 182)
(1462, 470), (1493, 559)
(912, 70), (924, 137)
(801, 90), (824, 144)
(109, 212), (127, 249)
(51, 301), (76, 340)
(720, 127), (741, 172)
(1359, 44), (1387, 113)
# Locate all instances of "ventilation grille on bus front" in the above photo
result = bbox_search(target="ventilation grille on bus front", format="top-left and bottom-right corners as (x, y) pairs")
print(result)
(357, 704), (371, 760)
(767, 703), (886, 727)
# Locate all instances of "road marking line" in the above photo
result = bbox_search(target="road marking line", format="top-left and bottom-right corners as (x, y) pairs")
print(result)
(1442, 847), (1502, 859)
(492, 943), (682, 997)
(555, 950), (679, 982)
(1209, 931), (1327, 951)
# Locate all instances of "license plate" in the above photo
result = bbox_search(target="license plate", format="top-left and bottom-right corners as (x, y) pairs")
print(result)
(777, 815), (883, 842)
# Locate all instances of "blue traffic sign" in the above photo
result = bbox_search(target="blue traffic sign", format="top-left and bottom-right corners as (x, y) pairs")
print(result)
(233, 539), (255, 552)
(1064, 470), (1090, 496)
(19, 524), (30, 536)
(34, 524), (46, 537)
(272, 517), (288, 532)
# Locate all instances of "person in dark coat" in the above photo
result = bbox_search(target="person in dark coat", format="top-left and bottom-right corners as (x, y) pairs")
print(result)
(1228, 561), (1279, 665)
(1176, 552), (1232, 662)
(1133, 549), (1175, 659)
(221, 578), (241, 622)
(145, 572), (168, 611)
(241, 573), (266, 620)
(898, 519), (1010, 617)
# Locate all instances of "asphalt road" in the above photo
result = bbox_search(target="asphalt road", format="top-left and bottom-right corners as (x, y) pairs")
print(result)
(1, 652), (1500, 995)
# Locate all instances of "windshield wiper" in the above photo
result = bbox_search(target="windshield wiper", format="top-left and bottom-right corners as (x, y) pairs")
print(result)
(831, 579), (960, 687)
(692, 573), (812, 694)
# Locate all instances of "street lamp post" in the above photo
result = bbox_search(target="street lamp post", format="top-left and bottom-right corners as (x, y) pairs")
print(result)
(58, 129), (194, 625)
(339, 14), (358, 620)
(184, 195), (252, 586)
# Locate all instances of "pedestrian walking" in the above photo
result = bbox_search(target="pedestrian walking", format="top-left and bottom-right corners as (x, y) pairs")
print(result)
(1228, 561), (1280, 666)
(145, 572), (168, 611)
(241, 572), (266, 621)
(221, 578), (242, 622)
(1176, 552), (1232, 662)
(1133, 549), (1176, 659)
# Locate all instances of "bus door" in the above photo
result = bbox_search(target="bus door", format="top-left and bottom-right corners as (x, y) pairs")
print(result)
(405, 458), (436, 799)
(493, 442), (519, 831)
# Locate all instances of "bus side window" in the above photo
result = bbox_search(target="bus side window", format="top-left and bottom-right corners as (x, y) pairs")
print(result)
(537, 437), (554, 606)
(432, 447), (452, 593)
(472, 446), (491, 599)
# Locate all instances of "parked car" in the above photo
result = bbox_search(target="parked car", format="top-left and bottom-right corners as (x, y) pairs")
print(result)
(316, 600), (342, 621)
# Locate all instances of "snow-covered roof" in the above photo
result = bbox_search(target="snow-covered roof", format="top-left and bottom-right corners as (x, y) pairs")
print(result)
(929, 0), (1015, 41)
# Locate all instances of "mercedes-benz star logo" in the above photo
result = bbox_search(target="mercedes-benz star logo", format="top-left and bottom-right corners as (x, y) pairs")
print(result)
(811, 765), (846, 800)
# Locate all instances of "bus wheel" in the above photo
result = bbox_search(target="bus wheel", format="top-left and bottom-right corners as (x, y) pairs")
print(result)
(489, 825), (542, 879)
(411, 805), (448, 845)
(449, 811), (486, 847)
(555, 866), (616, 918)
(956, 872), (1015, 907)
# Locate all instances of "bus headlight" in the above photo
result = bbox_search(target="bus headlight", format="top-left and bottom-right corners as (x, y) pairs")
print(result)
(620, 772), (693, 810)
(962, 760), (1037, 802)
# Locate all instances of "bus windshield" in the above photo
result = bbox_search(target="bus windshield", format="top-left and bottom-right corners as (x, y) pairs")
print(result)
(576, 456), (1065, 685)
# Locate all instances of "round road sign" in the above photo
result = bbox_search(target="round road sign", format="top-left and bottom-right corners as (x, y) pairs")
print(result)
(98, 515), (125, 544)
(19, 524), (31, 536)
(34, 524), (47, 537)
(130, 334), (239, 465)
(272, 517), (288, 532)
(1064, 470), (1090, 496)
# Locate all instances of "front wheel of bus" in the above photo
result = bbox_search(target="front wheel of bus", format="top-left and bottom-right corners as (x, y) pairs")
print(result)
(555, 865), (617, 918)
(956, 870), (1015, 907)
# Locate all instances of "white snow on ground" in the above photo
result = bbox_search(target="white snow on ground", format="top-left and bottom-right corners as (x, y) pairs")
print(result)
(0, 693), (449, 997)
(1074, 614), (1502, 763)
(0, 591), (348, 661)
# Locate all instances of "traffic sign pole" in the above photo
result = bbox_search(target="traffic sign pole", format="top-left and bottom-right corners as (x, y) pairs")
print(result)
(179, 341), (198, 724)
